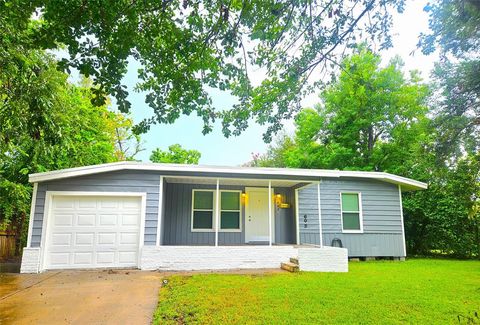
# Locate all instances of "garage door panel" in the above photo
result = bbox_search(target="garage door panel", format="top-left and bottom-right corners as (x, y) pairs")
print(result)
(45, 195), (141, 270)
(77, 214), (96, 226)
(78, 199), (97, 209)
(100, 199), (120, 209)
(75, 233), (95, 245)
(99, 214), (118, 226)
(97, 233), (117, 245)
(118, 251), (137, 264)
(122, 214), (139, 225)
(96, 252), (116, 264)
(49, 252), (70, 265)
(73, 252), (93, 265)
(51, 233), (72, 246)
(123, 199), (141, 209)
(119, 232), (138, 245)
(53, 198), (75, 209)
(54, 214), (74, 226)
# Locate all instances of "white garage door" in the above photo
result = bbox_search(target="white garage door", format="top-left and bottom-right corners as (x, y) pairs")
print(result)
(44, 195), (142, 270)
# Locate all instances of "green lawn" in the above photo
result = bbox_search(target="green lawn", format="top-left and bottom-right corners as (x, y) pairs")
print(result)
(153, 259), (480, 324)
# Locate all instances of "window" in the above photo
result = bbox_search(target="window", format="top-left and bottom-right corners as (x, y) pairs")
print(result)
(192, 190), (214, 230)
(191, 189), (242, 232)
(220, 191), (241, 231)
(341, 193), (362, 232)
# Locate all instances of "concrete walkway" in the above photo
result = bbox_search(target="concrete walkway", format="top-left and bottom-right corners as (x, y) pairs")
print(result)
(0, 270), (164, 324)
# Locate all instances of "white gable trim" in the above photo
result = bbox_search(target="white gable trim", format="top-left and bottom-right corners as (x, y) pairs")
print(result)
(28, 162), (427, 191)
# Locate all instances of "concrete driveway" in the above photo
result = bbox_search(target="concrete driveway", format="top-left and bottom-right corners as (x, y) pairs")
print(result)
(0, 270), (164, 324)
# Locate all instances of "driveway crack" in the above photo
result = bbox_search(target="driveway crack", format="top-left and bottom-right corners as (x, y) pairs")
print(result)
(0, 271), (62, 301)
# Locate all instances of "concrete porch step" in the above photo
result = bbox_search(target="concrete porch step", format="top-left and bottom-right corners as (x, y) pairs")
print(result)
(281, 262), (299, 272)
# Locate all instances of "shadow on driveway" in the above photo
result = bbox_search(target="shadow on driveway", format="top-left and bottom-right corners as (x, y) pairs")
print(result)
(0, 270), (164, 324)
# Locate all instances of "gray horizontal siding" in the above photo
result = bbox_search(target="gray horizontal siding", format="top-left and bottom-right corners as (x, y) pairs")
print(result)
(30, 170), (160, 247)
(297, 178), (405, 256)
(323, 233), (404, 257)
(320, 178), (402, 234)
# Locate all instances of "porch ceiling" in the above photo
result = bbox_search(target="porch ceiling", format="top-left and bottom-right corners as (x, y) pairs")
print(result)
(164, 176), (309, 188)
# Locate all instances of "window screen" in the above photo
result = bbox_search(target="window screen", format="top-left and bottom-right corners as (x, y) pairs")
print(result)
(341, 193), (361, 231)
(220, 191), (240, 230)
(192, 191), (214, 230)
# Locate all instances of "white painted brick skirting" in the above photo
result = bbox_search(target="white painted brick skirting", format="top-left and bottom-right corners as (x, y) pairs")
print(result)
(20, 247), (41, 273)
(20, 245), (349, 273)
(141, 245), (349, 272)
(298, 246), (348, 272)
(140, 246), (299, 271)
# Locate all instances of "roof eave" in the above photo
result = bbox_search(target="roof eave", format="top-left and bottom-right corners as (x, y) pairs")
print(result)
(28, 162), (427, 191)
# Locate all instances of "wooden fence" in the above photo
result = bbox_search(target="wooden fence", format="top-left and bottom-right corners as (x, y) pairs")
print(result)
(0, 231), (17, 260)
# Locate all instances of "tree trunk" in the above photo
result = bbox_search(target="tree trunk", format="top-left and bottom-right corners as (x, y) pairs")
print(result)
(14, 212), (26, 257)
(366, 125), (374, 163)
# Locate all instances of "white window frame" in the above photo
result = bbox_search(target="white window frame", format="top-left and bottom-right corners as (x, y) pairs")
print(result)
(340, 192), (364, 233)
(191, 189), (216, 232)
(219, 190), (242, 232)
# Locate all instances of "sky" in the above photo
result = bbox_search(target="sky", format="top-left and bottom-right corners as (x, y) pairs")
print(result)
(116, 0), (436, 166)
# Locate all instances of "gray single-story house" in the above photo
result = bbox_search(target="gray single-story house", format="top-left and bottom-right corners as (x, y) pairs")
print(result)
(20, 162), (427, 273)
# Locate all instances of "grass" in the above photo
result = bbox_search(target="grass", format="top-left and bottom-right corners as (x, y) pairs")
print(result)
(153, 259), (480, 324)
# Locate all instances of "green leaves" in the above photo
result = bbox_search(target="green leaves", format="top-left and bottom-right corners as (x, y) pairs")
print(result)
(150, 144), (201, 164)
(0, 46), (141, 240)
(282, 48), (430, 171)
(4, 0), (405, 140)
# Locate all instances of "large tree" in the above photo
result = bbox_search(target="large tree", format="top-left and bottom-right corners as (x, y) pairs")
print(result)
(419, 0), (480, 159)
(2, 0), (406, 141)
(281, 48), (430, 174)
(0, 51), (140, 250)
(248, 49), (479, 258)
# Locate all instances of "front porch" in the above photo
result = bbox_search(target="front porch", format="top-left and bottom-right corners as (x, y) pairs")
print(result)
(158, 176), (309, 246)
(149, 175), (348, 272)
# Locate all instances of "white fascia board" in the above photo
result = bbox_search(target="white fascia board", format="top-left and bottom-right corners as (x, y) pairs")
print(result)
(28, 162), (427, 190)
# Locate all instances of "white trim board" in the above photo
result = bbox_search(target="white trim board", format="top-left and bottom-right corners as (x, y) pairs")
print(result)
(28, 161), (427, 191)
(39, 191), (147, 272)
(156, 176), (164, 246)
(294, 188), (300, 245)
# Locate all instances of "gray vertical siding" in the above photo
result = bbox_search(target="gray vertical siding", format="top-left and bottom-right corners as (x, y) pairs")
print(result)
(163, 183), (296, 245)
(274, 188), (296, 244)
(319, 178), (404, 256)
(297, 184), (321, 245)
(30, 170), (160, 247)
(162, 183), (245, 245)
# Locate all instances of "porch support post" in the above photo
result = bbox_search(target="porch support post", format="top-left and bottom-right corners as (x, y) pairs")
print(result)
(268, 180), (272, 246)
(215, 178), (220, 247)
(317, 182), (323, 248)
(156, 176), (164, 246)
